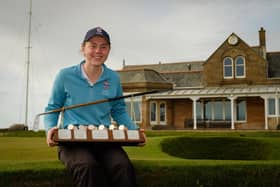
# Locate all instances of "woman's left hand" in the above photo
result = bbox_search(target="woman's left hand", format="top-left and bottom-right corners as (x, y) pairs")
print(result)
(138, 128), (147, 147)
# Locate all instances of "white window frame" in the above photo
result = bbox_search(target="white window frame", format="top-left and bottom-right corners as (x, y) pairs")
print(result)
(235, 56), (246, 78)
(268, 98), (276, 116)
(223, 57), (233, 79)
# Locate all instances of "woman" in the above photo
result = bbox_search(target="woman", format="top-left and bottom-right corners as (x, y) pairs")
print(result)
(44, 27), (141, 187)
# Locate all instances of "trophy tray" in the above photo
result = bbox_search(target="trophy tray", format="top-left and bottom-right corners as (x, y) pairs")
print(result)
(53, 129), (145, 146)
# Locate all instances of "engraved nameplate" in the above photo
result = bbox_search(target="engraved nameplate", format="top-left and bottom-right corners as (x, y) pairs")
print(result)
(112, 130), (125, 140)
(73, 129), (87, 140)
(127, 130), (140, 140)
(92, 130), (109, 140)
(58, 129), (72, 140)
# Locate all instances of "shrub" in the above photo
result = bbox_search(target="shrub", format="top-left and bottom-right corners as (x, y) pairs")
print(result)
(8, 124), (28, 131)
(151, 125), (175, 130)
(161, 136), (271, 160)
(2, 161), (280, 187)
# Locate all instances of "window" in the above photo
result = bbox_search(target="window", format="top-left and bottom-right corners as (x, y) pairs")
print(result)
(224, 101), (231, 120)
(202, 100), (231, 121)
(223, 56), (246, 79)
(159, 102), (166, 125)
(268, 98), (276, 115)
(125, 97), (142, 122)
(204, 101), (212, 120)
(133, 100), (142, 121)
(236, 100), (246, 121)
(214, 101), (223, 120)
(150, 102), (157, 123)
(150, 101), (167, 125)
(235, 56), (245, 78)
(223, 57), (233, 78)
(279, 98), (280, 115)
(196, 101), (202, 120)
(197, 99), (246, 122)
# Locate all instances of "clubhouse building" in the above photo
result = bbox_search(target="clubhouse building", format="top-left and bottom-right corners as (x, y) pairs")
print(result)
(118, 28), (280, 130)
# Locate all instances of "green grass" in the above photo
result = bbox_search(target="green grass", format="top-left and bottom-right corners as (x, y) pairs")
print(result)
(1, 130), (280, 186)
(0, 137), (57, 162)
(1, 131), (280, 163)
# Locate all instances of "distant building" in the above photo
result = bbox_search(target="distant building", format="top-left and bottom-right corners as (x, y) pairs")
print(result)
(118, 28), (280, 130)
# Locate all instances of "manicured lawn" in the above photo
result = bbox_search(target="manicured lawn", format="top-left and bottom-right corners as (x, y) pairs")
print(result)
(1, 130), (280, 164)
(1, 130), (280, 187)
(0, 131), (279, 166)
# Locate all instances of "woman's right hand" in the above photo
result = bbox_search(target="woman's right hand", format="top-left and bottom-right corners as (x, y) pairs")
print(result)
(46, 127), (58, 147)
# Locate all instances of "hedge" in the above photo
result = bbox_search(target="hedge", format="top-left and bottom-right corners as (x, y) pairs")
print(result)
(1, 160), (280, 187)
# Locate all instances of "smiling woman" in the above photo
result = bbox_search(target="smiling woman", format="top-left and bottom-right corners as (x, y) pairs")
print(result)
(43, 27), (143, 187)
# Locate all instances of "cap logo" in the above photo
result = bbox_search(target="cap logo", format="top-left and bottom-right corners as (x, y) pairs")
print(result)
(96, 27), (103, 34)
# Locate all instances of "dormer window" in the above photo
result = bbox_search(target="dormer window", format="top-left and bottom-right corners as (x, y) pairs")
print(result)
(223, 57), (233, 78)
(223, 56), (246, 79)
(235, 56), (245, 78)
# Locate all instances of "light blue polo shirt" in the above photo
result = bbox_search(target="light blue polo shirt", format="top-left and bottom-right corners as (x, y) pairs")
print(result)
(44, 61), (138, 131)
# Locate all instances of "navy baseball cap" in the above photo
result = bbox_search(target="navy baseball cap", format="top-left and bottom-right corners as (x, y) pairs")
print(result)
(83, 27), (111, 44)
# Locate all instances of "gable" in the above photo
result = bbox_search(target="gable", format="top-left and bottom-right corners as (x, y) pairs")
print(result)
(203, 33), (268, 86)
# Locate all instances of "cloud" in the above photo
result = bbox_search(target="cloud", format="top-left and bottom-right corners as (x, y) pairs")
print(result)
(0, 0), (280, 129)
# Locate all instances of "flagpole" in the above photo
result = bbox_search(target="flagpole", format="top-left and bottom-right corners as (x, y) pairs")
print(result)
(25, 0), (32, 128)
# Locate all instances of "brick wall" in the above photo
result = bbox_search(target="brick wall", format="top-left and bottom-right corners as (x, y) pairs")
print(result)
(235, 97), (265, 129)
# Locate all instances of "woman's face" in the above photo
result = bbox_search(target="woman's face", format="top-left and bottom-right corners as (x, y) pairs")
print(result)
(82, 36), (110, 67)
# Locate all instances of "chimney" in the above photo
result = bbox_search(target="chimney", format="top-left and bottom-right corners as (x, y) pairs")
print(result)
(259, 27), (266, 47)
(258, 27), (266, 59)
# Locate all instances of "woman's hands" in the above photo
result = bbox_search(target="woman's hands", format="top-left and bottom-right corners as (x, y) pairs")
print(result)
(46, 127), (58, 147)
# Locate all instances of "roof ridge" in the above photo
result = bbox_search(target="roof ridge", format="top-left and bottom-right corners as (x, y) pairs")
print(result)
(267, 51), (280, 54)
(124, 61), (204, 67)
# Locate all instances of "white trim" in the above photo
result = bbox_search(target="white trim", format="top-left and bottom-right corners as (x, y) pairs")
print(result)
(261, 96), (269, 130)
(267, 97), (276, 116)
(147, 86), (280, 99)
(277, 98), (280, 124)
(230, 97), (235, 129)
(191, 97), (199, 130)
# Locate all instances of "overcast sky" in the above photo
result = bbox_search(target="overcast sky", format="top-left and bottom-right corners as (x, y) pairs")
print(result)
(0, 0), (280, 129)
